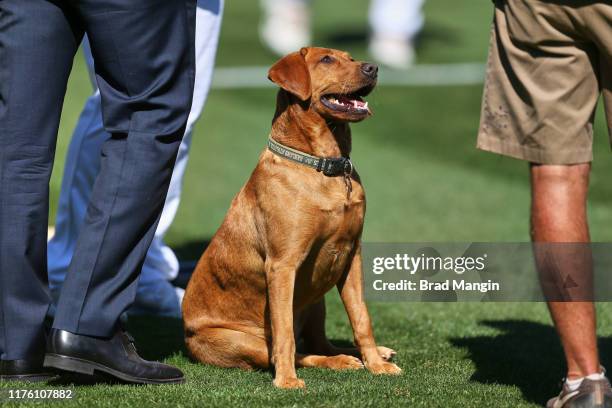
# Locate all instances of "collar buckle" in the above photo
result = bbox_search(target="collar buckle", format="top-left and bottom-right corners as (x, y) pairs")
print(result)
(322, 157), (353, 177)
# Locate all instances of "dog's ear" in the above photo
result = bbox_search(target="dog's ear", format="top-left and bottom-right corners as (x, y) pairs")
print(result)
(268, 48), (311, 101)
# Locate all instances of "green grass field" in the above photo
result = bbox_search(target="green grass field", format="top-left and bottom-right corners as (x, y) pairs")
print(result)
(5, 0), (612, 406)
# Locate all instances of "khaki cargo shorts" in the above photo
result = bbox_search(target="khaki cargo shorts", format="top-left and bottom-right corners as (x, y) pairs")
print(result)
(477, 0), (612, 164)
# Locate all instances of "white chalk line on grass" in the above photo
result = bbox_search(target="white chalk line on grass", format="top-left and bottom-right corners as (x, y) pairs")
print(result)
(212, 62), (485, 89)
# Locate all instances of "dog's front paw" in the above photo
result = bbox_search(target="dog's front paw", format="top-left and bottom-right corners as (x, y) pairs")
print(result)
(323, 355), (364, 370)
(366, 361), (402, 376)
(273, 377), (306, 389)
(376, 346), (397, 362)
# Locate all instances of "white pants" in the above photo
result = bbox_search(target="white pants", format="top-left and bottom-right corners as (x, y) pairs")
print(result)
(47, 0), (224, 303)
(369, 0), (425, 40)
(261, 0), (425, 41)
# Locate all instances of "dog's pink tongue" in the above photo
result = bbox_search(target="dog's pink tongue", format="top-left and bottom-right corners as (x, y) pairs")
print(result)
(338, 95), (366, 108)
(353, 99), (366, 108)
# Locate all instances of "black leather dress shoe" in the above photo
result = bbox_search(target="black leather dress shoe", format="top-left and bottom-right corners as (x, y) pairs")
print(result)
(44, 329), (184, 384)
(0, 358), (57, 382)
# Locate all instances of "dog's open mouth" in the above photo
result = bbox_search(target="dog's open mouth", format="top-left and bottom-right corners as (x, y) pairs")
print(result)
(320, 85), (374, 115)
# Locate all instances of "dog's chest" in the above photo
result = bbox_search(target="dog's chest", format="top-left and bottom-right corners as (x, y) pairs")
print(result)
(296, 187), (365, 301)
(314, 177), (365, 240)
(321, 198), (364, 238)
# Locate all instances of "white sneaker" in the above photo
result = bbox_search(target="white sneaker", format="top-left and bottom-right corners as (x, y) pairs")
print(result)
(369, 35), (415, 70)
(547, 377), (612, 407)
(260, 0), (311, 56)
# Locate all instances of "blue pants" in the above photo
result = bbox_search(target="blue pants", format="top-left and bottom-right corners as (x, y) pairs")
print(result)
(48, 1), (223, 318)
(0, 0), (196, 360)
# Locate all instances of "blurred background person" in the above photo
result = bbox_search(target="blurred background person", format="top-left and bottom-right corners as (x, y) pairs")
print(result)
(47, 0), (224, 319)
(260, 0), (425, 69)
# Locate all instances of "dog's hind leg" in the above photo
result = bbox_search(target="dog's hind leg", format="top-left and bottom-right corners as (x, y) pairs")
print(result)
(296, 353), (363, 370)
(186, 327), (270, 370)
(299, 299), (338, 355)
(186, 325), (362, 371)
(300, 299), (397, 362)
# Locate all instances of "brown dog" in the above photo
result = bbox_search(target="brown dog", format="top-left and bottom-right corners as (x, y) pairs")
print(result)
(183, 47), (401, 389)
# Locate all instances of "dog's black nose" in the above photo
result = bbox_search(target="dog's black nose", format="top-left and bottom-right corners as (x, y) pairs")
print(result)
(361, 63), (378, 79)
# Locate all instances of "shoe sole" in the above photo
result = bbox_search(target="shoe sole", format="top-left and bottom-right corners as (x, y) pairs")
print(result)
(43, 354), (185, 385)
(0, 374), (57, 382)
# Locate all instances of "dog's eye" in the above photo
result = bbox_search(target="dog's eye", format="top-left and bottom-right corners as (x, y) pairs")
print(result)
(320, 55), (334, 64)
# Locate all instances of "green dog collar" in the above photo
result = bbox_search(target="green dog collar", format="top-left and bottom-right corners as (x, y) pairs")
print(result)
(267, 137), (354, 178)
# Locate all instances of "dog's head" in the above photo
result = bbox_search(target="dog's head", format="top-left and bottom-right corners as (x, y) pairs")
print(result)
(268, 47), (378, 123)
